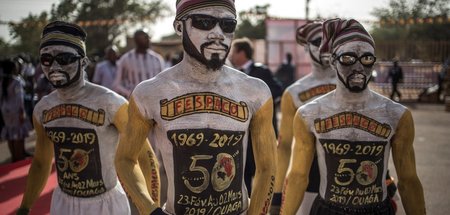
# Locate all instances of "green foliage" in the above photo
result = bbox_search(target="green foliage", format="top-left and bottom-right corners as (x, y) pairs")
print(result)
(234, 4), (270, 39)
(371, 0), (449, 40)
(6, 12), (49, 57)
(370, 0), (450, 61)
(50, 0), (171, 56)
(4, 0), (171, 59)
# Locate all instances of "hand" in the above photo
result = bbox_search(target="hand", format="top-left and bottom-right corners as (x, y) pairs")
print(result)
(150, 208), (168, 215)
(16, 207), (30, 215)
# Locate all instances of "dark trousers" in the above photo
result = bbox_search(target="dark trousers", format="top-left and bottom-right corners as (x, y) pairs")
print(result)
(310, 196), (395, 215)
(390, 82), (401, 100)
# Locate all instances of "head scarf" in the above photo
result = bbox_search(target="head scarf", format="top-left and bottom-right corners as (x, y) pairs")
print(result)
(319, 18), (374, 55)
(296, 21), (322, 46)
(40, 21), (87, 56)
(175, 0), (236, 20)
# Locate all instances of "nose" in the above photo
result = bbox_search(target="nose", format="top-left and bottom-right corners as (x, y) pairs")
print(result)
(207, 23), (225, 41)
(352, 61), (365, 72)
(50, 60), (63, 71)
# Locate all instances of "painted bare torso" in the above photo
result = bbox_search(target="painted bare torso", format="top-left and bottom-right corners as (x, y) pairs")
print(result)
(132, 65), (271, 214)
(299, 89), (405, 208)
(33, 83), (127, 197)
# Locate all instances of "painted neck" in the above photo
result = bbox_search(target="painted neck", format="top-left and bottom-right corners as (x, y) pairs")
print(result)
(56, 76), (87, 101)
(180, 52), (222, 83)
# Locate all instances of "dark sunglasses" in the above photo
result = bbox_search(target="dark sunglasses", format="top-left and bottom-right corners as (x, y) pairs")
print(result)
(333, 52), (377, 67)
(309, 37), (322, 47)
(40, 53), (81, 67)
(181, 14), (237, 33)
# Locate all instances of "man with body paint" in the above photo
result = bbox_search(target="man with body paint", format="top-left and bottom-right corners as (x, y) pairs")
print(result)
(272, 21), (337, 215)
(115, 0), (277, 214)
(280, 18), (425, 215)
(17, 21), (160, 215)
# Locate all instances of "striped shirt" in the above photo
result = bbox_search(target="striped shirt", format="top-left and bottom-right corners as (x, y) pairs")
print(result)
(113, 49), (164, 98)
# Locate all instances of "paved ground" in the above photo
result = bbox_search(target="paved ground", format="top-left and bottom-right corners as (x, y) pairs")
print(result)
(1, 103), (449, 214)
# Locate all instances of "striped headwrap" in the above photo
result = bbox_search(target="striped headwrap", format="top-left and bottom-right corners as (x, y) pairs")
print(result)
(319, 18), (374, 55)
(175, 0), (236, 20)
(40, 21), (87, 56)
(296, 21), (322, 46)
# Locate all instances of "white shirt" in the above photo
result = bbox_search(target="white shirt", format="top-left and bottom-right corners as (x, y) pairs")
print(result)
(113, 49), (164, 98)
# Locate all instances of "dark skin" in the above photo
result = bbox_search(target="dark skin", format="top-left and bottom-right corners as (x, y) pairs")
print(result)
(134, 33), (150, 54)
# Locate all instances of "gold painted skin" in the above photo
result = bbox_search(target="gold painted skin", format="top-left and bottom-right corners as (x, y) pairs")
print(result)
(280, 41), (425, 215)
(115, 6), (277, 215)
(114, 103), (161, 206)
(274, 37), (336, 195)
(115, 97), (160, 214)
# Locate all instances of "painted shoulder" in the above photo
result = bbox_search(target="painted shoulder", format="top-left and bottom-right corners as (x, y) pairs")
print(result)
(370, 90), (407, 118)
(285, 74), (314, 95)
(297, 91), (334, 117)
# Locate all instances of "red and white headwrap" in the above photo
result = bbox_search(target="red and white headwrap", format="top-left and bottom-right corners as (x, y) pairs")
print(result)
(175, 0), (236, 20)
(319, 18), (375, 55)
(296, 21), (322, 46)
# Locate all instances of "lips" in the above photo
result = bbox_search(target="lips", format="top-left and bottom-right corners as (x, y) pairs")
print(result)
(205, 46), (226, 51)
(349, 73), (365, 83)
(49, 73), (66, 80)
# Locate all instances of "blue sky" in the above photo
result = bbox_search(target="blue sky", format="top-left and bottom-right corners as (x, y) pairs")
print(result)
(0, 0), (388, 42)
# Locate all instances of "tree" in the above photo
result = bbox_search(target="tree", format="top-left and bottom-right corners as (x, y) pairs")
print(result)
(7, 12), (49, 57)
(49, 0), (171, 56)
(235, 4), (270, 39)
(370, 0), (450, 61)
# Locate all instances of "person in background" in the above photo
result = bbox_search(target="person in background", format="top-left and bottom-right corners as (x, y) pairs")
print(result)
(229, 37), (282, 196)
(275, 52), (296, 90)
(164, 53), (173, 69)
(0, 59), (32, 162)
(93, 45), (119, 90)
(113, 29), (164, 98)
(271, 21), (337, 215)
(15, 55), (36, 126)
(387, 60), (403, 101)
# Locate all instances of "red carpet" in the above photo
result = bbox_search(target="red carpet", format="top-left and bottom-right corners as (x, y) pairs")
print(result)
(0, 159), (56, 215)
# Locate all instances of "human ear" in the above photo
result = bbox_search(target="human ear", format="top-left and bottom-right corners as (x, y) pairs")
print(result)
(174, 21), (183, 36)
(81, 57), (89, 68)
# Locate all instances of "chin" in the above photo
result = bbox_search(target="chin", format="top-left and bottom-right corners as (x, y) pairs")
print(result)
(348, 85), (367, 93)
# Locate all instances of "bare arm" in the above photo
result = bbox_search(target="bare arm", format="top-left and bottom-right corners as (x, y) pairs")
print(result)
(391, 109), (426, 215)
(247, 98), (278, 214)
(113, 102), (161, 206)
(280, 112), (315, 215)
(274, 92), (297, 193)
(19, 116), (54, 212)
(115, 97), (159, 214)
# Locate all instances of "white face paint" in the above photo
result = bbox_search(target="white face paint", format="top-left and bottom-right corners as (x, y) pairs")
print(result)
(308, 34), (322, 63)
(184, 6), (234, 62)
(331, 41), (375, 92)
(40, 45), (82, 88)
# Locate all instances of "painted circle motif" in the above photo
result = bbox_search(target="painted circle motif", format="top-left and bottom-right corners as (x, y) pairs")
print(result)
(211, 153), (236, 192)
(70, 149), (92, 172)
(356, 160), (378, 185)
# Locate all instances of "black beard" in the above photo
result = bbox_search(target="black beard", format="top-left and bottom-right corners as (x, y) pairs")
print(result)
(50, 60), (82, 88)
(337, 69), (368, 93)
(182, 23), (229, 71)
